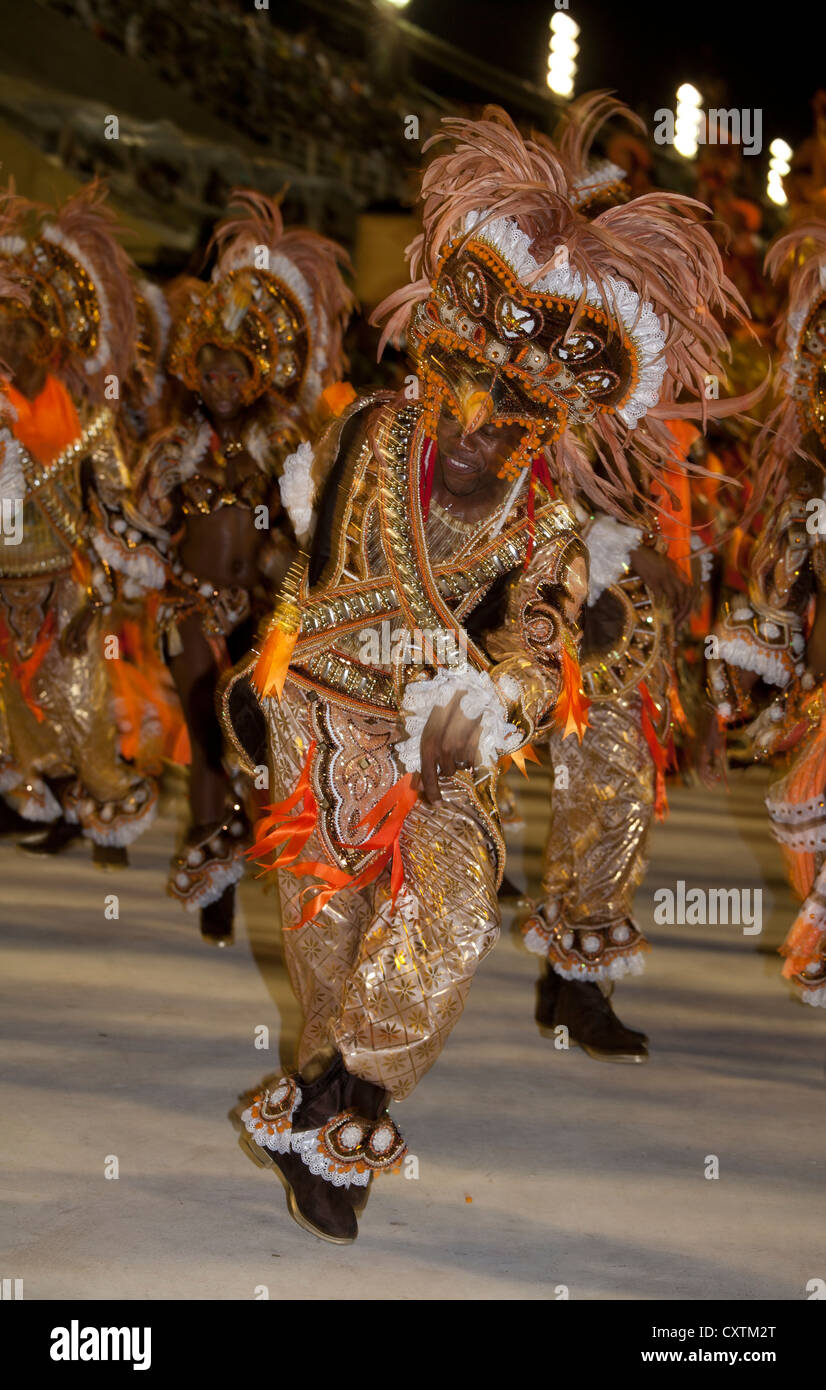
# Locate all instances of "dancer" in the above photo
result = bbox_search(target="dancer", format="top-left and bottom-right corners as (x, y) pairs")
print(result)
(228, 106), (742, 1243)
(521, 97), (745, 1060)
(131, 191), (353, 943)
(0, 182), (158, 863)
(708, 219), (826, 1007)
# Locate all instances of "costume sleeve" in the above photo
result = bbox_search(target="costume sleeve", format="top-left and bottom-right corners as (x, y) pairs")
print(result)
(708, 475), (817, 721)
(582, 512), (642, 604)
(86, 421), (173, 600)
(395, 525), (588, 773)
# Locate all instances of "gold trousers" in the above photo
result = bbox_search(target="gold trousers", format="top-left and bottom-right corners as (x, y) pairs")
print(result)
(266, 688), (500, 1100)
(0, 573), (153, 838)
(524, 692), (655, 981)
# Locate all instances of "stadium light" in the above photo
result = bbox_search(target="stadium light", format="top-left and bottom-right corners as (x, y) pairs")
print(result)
(674, 83), (703, 159)
(547, 13), (579, 98)
(767, 138), (792, 206)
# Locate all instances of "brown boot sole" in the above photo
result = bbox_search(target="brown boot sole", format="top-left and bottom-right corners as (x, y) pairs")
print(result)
(537, 1024), (649, 1063)
(241, 1133), (358, 1245)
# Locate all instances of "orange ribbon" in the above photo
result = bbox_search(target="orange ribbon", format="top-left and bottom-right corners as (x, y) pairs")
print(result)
(502, 744), (541, 776)
(247, 739), (319, 872)
(287, 774), (418, 928)
(639, 680), (671, 820)
(554, 645), (590, 743)
(0, 609), (55, 722)
(249, 742), (419, 930)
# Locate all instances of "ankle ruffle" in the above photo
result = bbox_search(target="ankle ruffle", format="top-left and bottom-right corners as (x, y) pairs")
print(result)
(169, 811), (248, 910)
(242, 1075), (407, 1189)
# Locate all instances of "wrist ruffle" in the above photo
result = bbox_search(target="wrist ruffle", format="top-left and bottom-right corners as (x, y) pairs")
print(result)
(396, 664), (521, 773)
(585, 514), (641, 605)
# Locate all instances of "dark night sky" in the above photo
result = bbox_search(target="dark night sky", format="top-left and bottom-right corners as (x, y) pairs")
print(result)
(405, 0), (824, 145)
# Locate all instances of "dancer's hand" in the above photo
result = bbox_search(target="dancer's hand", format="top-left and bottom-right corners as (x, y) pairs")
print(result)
(417, 690), (482, 803)
(630, 546), (695, 627)
(60, 603), (96, 656)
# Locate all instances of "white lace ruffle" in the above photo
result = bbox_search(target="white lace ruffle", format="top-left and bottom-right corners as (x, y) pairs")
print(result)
(553, 949), (647, 983)
(242, 1083), (371, 1189)
(396, 665), (521, 774)
(289, 1125), (371, 1190)
(717, 636), (791, 688)
(800, 983), (826, 1008)
(0, 769), (61, 823)
(586, 514), (641, 604)
(690, 532), (713, 584)
(279, 440), (315, 543)
(92, 529), (166, 595)
(179, 854), (245, 911)
(67, 785), (158, 847)
(767, 792), (826, 825)
(572, 159), (627, 207)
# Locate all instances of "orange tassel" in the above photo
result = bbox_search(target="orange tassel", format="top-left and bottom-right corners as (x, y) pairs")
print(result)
(252, 623), (299, 701)
(0, 609), (55, 723)
(321, 380), (357, 416)
(553, 640), (590, 743)
(505, 744), (541, 776)
(247, 739), (318, 871)
(252, 556), (306, 700)
(288, 774), (418, 929)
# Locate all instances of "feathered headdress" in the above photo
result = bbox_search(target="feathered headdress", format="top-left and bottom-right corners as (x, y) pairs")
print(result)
(553, 90), (640, 213)
(754, 219), (826, 494)
(372, 106), (751, 512)
(169, 189), (354, 416)
(0, 179), (137, 400)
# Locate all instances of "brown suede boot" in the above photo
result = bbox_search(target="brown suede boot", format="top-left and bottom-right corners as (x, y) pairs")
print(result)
(292, 1055), (389, 1219)
(243, 1133), (358, 1244)
(18, 821), (83, 856)
(0, 800), (32, 837)
(200, 885), (235, 947)
(92, 844), (129, 870)
(553, 978), (649, 1063)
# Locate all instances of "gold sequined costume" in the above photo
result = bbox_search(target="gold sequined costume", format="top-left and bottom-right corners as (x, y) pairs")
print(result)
(245, 398), (585, 1097)
(709, 218), (826, 1007)
(0, 185), (157, 843)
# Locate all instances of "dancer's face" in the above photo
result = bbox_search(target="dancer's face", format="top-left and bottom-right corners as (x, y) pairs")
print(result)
(196, 344), (251, 422)
(436, 414), (524, 496)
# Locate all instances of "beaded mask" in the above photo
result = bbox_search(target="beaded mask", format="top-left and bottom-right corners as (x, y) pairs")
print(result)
(374, 106), (746, 506)
(0, 181), (136, 389)
(170, 189), (352, 418)
(168, 268), (309, 408)
(407, 213), (663, 481)
(756, 219), (826, 494)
